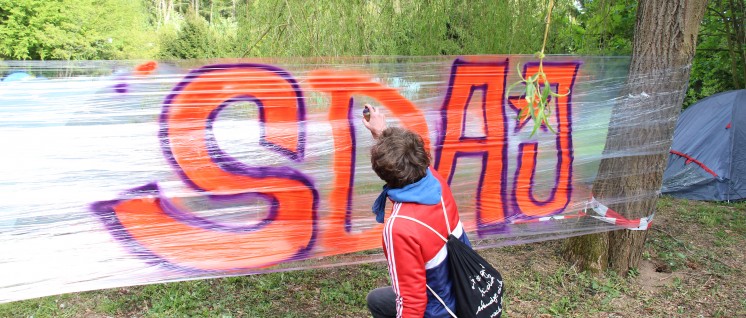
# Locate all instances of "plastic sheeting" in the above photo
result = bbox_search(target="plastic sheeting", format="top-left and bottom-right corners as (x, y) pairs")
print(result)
(0, 56), (660, 303)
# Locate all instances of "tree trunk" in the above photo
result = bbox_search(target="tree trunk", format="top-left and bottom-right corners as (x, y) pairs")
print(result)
(722, 0), (743, 88)
(563, 232), (608, 273)
(153, 0), (158, 25)
(564, 0), (708, 276)
(731, 0), (746, 88)
(165, 0), (173, 23)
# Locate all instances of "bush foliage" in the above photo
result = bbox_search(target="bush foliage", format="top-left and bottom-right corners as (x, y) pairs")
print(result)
(0, 0), (742, 105)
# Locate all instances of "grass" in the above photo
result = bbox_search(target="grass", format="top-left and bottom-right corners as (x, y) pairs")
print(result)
(0, 264), (389, 318)
(2, 196), (745, 317)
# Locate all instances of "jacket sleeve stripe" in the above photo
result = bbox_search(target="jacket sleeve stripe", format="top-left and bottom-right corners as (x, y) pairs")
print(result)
(384, 202), (403, 317)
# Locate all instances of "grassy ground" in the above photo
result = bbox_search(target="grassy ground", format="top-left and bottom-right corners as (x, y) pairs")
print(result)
(1, 197), (744, 317)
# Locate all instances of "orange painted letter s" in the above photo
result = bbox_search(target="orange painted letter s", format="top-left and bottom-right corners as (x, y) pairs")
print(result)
(93, 64), (318, 271)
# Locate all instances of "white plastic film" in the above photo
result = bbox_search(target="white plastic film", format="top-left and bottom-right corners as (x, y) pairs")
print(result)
(0, 56), (671, 303)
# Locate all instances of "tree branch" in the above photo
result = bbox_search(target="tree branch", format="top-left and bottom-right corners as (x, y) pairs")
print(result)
(696, 48), (733, 51)
(241, 0), (285, 57)
(707, 5), (728, 20)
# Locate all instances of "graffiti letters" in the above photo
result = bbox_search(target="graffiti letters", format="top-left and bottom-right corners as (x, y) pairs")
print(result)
(93, 58), (581, 271)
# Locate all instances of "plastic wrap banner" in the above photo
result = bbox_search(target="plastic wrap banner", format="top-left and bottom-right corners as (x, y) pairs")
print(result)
(1, 56), (642, 302)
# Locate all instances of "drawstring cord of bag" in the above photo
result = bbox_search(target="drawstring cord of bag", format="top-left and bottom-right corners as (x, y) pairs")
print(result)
(391, 197), (458, 318)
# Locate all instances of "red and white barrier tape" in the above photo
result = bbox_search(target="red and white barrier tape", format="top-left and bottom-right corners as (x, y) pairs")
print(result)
(586, 196), (654, 230)
(510, 197), (654, 231)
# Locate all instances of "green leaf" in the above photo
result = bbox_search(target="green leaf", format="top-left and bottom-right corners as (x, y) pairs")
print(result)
(516, 63), (525, 80)
(526, 82), (536, 102)
(530, 115), (541, 137)
(506, 80), (524, 98)
(546, 120), (557, 134)
(541, 84), (551, 104)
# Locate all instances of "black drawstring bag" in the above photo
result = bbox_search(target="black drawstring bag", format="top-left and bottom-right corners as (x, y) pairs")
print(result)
(393, 197), (503, 318)
(445, 233), (503, 318)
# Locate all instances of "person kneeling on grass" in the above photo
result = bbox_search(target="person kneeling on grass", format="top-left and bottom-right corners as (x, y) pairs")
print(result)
(362, 104), (471, 318)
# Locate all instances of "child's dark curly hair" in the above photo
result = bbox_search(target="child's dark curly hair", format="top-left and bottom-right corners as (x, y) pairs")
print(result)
(370, 127), (430, 189)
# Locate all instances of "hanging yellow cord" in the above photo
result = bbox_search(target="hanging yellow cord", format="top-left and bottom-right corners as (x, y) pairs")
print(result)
(538, 0), (555, 74)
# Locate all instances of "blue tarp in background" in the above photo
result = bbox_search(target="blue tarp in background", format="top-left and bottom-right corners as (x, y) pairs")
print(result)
(662, 89), (746, 201)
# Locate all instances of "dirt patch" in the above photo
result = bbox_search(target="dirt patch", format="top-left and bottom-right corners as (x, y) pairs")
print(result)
(635, 259), (684, 294)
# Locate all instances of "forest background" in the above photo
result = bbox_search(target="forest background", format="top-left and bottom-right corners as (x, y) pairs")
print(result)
(0, 0), (744, 106)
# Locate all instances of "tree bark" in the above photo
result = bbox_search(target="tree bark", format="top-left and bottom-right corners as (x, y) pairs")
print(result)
(722, 0), (743, 88)
(731, 0), (746, 88)
(564, 0), (708, 276)
(165, 0), (173, 23)
(563, 232), (608, 273)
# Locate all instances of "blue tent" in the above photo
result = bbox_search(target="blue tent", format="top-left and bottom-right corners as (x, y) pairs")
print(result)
(662, 89), (746, 201)
(2, 71), (33, 82)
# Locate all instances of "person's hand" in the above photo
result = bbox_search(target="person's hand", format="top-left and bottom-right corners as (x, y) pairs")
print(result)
(362, 104), (386, 139)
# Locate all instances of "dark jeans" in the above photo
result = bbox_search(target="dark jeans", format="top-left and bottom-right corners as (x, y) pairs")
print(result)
(367, 286), (397, 318)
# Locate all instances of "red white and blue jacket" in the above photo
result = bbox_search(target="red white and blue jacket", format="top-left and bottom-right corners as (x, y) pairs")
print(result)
(382, 167), (471, 317)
